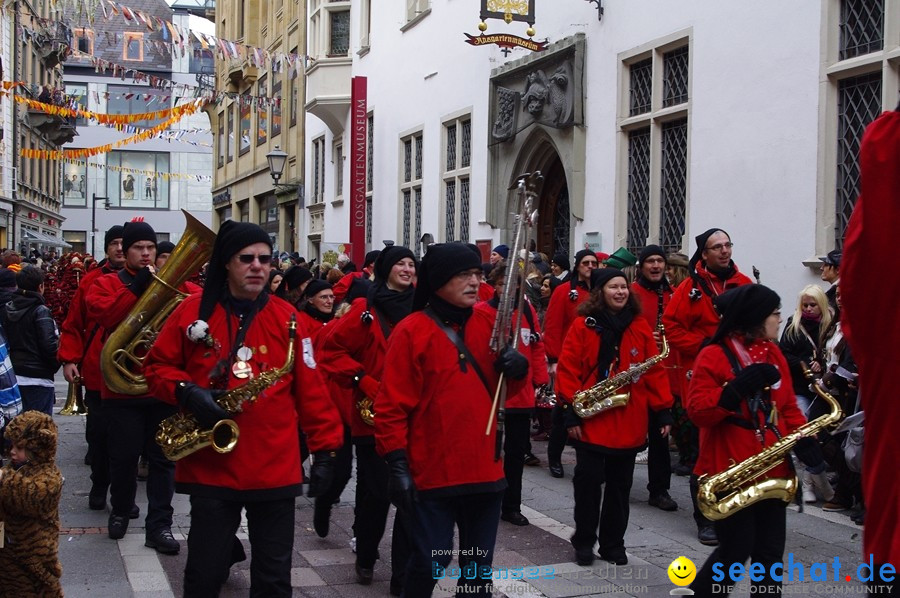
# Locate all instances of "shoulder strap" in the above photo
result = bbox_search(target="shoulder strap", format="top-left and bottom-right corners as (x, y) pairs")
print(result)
(424, 308), (493, 397)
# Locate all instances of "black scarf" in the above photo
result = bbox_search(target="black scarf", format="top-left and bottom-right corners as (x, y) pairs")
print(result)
(370, 282), (414, 326)
(707, 262), (736, 281)
(304, 302), (333, 323)
(589, 307), (636, 378)
(428, 294), (472, 328)
(635, 275), (671, 293)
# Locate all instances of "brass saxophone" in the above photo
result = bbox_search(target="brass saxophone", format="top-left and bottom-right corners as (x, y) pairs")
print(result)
(697, 379), (842, 520)
(156, 316), (297, 461)
(356, 396), (374, 427)
(572, 332), (669, 419)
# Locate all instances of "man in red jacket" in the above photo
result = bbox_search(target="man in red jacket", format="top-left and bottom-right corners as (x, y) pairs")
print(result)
(630, 245), (677, 512)
(143, 221), (343, 597)
(57, 224), (124, 511)
(542, 248), (598, 478)
(663, 228), (752, 546)
(375, 243), (528, 598)
(85, 221), (183, 553)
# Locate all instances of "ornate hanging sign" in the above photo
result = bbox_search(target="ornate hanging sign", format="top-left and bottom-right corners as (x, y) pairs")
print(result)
(465, 0), (544, 55)
(464, 33), (548, 53)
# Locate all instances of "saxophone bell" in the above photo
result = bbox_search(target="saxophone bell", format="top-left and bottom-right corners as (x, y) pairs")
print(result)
(211, 419), (240, 453)
(60, 376), (87, 415)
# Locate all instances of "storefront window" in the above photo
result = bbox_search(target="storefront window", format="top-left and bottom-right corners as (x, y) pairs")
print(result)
(63, 162), (88, 207)
(106, 151), (170, 209)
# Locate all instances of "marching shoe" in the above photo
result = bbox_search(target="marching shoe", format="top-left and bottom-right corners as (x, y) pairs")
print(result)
(698, 525), (718, 546)
(524, 452), (541, 466)
(313, 498), (331, 538)
(129, 504), (140, 519)
(145, 528), (180, 555)
(501, 511), (530, 526)
(355, 563), (374, 585)
(822, 500), (850, 512)
(648, 491), (678, 512)
(600, 552), (628, 566)
(108, 514), (129, 539)
(88, 493), (106, 511)
(549, 462), (564, 478)
(573, 547), (594, 566)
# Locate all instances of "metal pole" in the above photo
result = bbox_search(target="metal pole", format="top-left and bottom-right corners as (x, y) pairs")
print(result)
(91, 192), (97, 257)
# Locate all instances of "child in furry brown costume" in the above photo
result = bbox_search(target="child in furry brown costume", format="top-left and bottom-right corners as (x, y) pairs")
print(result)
(0, 411), (63, 597)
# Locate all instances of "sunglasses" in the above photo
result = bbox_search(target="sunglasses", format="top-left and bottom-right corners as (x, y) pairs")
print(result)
(236, 254), (273, 264)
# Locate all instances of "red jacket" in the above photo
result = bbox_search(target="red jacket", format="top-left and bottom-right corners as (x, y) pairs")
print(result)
(556, 316), (672, 450)
(542, 280), (591, 361)
(296, 309), (331, 345)
(143, 293), (343, 499)
(85, 267), (197, 401)
(841, 110), (900, 565)
(333, 271), (365, 304)
(631, 279), (676, 397)
(318, 297), (396, 438)
(686, 337), (804, 480)
(57, 263), (116, 390)
(477, 281), (494, 303)
(662, 262), (752, 398)
(375, 310), (506, 497)
(470, 301), (549, 410)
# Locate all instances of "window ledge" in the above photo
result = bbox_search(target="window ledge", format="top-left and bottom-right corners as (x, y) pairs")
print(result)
(357, 45), (370, 58)
(331, 198), (344, 207)
(400, 8), (431, 33)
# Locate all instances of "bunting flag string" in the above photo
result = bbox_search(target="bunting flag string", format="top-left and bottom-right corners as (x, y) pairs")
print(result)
(18, 101), (201, 159)
(10, 93), (204, 125)
(65, 158), (212, 182)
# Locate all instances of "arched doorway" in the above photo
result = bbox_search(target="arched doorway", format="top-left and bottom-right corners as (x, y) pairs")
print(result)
(535, 155), (569, 257)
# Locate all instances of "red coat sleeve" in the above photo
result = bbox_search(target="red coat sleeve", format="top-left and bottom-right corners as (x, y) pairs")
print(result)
(662, 281), (708, 359)
(57, 277), (90, 364)
(318, 299), (375, 386)
(542, 284), (573, 361)
(143, 298), (194, 406)
(555, 319), (592, 402)
(374, 321), (423, 456)
(529, 304), (549, 386)
(636, 321), (674, 413)
(293, 318), (344, 453)
(85, 271), (139, 330)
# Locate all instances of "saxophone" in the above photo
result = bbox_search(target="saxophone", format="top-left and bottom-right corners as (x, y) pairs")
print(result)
(356, 396), (374, 427)
(697, 379), (843, 520)
(572, 332), (669, 419)
(156, 316), (297, 461)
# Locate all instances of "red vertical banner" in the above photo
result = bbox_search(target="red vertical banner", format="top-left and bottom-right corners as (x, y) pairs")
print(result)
(349, 76), (368, 266)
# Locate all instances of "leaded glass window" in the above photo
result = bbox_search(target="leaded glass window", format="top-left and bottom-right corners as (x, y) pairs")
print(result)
(629, 58), (652, 116)
(403, 139), (412, 183)
(659, 119), (688, 252)
(446, 124), (457, 171)
(663, 46), (689, 108)
(442, 116), (472, 243)
(460, 178), (470, 243)
(329, 10), (350, 56)
(839, 0), (884, 60)
(445, 181), (456, 242)
(414, 189), (423, 258)
(461, 120), (471, 168)
(402, 190), (411, 248)
(627, 127), (651, 253)
(415, 135), (423, 179)
(835, 72), (881, 248)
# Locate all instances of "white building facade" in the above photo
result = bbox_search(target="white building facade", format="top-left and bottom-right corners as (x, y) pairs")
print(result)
(303, 0), (898, 300)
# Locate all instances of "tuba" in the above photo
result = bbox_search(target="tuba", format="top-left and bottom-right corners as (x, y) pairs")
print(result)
(156, 316), (297, 461)
(697, 379), (843, 520)
(59, 376), (87, 415)
(101, 211), (215, 396)
(572, 333), (669, 419)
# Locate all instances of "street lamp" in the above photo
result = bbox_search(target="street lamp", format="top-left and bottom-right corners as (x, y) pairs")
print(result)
(91, 193), (109, 257)
(266, 146), (303, 202)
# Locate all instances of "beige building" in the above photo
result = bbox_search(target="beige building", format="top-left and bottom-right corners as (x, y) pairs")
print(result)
(207, 0), (304, 252)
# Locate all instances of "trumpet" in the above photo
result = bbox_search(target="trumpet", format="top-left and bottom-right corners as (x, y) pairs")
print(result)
(59, 376), (88, 415)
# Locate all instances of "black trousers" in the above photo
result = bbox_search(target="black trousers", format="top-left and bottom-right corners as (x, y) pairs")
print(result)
(571, 447), (636, 559)
(405, 490), (503, 598)
(691, 499), (787, 597)
(84, 390), (110, 499)
(646, 409), (672, 496)
(690, 474), (716, 530)
(184, 495), (295, 598)
(315, 426), (353, 505)
(355, 442), (411, 585)
(105, 400), (176, 532)
(502, 412), (530, 513)
(547, 404), (567, 465)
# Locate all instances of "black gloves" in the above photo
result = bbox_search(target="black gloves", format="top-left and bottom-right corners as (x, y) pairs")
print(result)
(562, 403), (582, 429)
(307, 451), (336, 498)
(384, 449), (415, 512)
(794, 437), (826, 473)
(719, 364), (781, 410)
(129, 266), (154, 296)
(175, 382), (228, 429)
(494, 346), (529, 380)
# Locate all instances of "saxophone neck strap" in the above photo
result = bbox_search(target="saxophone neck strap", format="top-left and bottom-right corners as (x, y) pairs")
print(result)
(424, 308), (493, 398)
(719, 340), (776, 443)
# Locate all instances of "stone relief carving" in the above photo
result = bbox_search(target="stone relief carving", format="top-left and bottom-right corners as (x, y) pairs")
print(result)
(492, 87), (520, 142)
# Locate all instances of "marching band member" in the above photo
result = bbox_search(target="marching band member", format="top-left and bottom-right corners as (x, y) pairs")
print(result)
(57, 224), (124, 512)
(556, 268), (672, 567)
(687, 284), (822, 597)
(318, 245), (416, 592)
(143, 221), (342, 597)
(296, 279), (335, 342)
(375, 243), (528, 598)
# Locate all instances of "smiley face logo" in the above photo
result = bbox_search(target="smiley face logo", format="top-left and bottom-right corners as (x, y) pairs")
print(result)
(668, 556), (697, 587)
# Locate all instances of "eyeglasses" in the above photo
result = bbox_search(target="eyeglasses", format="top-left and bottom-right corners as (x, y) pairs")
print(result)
(453, 269), (482, 281)
(236, 254), (273, 264)
(705, 242), (734, 252)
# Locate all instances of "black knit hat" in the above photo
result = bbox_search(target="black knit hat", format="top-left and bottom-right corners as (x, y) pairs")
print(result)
(303, 279), (332, 300)
(573, 249), (597, 269)
(0, 268), (16, 290)
(198, 221), (273, 321)
(551, 252), (570, 271)
(590, 268), (627, 291)
(690, 228), (730, 272)
(104, 224), (125, 250)
(363, 250), (381, 269)
(373, 246), (415, 283)
(282, 265), (313, 292)
(638, 245), (667, 265)
(413, 243), (481, 311)
(709, 284), (780, 345)
(157, 241), (176, 255)
(121, 221), (156, 252)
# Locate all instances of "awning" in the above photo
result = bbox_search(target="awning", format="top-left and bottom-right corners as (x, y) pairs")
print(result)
(21, 229), (72, 248)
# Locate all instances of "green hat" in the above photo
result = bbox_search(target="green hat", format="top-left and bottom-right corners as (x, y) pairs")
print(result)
(602, 247), (637, 270)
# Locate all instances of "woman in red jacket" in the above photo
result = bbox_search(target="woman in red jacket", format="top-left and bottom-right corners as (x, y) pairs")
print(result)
(687, 284), (824, 597)
(295, 280), (334, 342)
(556, 268), (672, 567)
